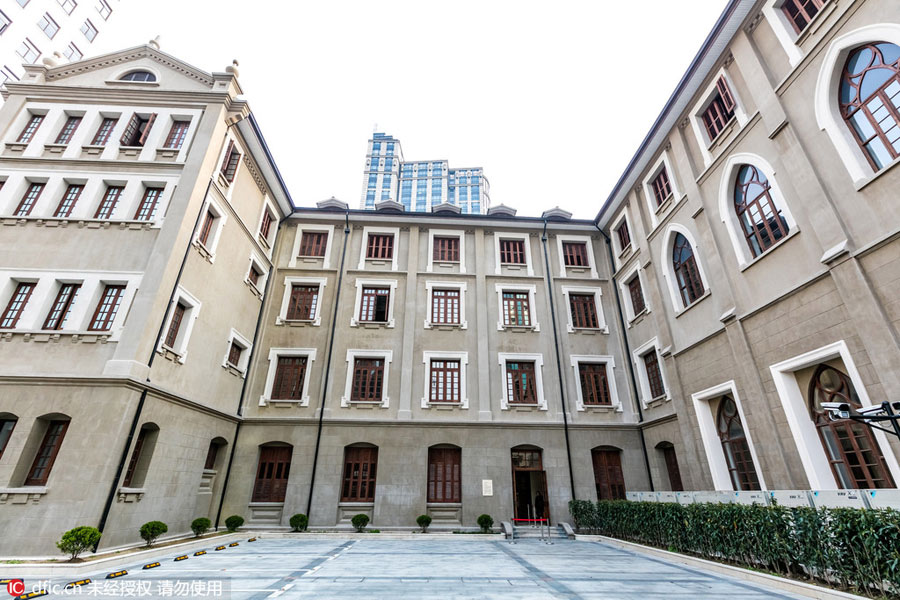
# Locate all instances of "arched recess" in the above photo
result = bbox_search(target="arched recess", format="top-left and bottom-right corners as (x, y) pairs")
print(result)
(253, 442), (293, 503)
(591, 446), (625, 500)
(341, 443), (378, 503)
(124, 422), (160, 488)
(815, 24), (900, 185)
(655, 441), (684, 492)
(16, 413), (71, 486)
(204, 436), (228, 471)
(659, 223), (709, 312)
(718, 153), (798, 268)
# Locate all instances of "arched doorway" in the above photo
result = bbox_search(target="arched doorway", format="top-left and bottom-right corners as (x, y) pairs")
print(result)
(510, 446), (549, 521)
(717, 395), (761, 491)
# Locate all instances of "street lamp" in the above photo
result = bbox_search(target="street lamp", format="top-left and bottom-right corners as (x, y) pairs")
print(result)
(821, 401), (900, 439)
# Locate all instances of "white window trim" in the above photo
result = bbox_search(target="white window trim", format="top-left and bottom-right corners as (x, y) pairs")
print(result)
(641, 151), (684, 230)
(609, 209), (634, 265)
(217, 134), (243, 189)
(341, 349), (393, 408)
(157, 286), (201, 363)
(222, 328), (252, 377)
(762, 0), (806, 66)
(689, 69), (749, 167)
(245, 252), (268, 296)
(617, 261), (651, 324)
(260, 347), (317, 407)
(426, 229), (466, 273)
(289, 223), (335, 269)
(255, 196), (278, 255)
(560, 286), (607, 333)
(632, 337), (670, 408)
(358, 226), (400, 271)
(498, 352), (547, 411)
(691, 380), (769, 491)
(421, 350), (469, 409)
(494, 232), (534, 276)
(569, 355), (622, 412)
(556, 234), (597, 278)
(193, 196), (228, 261)
(351, 278), (398, 328)
(424, 280), (467, 329)
(814, 24), (900, 187)
(659, 224), (710, 313)
(494, 283), (539, 331)
(769, 340), (900, 489)
(277, 277), (327, 326)
(717, 153), (799, 269)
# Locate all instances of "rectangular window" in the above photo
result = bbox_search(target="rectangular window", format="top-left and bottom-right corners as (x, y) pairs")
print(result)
(569, 293), (599, 329)
(15, 182), (45, 216)
(351, 358), (385, 402)
(16, 39), (40, 63)
(252, 446), (291, 503)
(227, 341), (242, 367)
(651, 167), (672, 206)
(272, 356), (308, 400)
(701, 76), (736, 141)
(17, 114), (44, 143)
(248, 264), (262, 288)
(433, 236), (459, 262)
(499, 239), (525, 264)
(58, 0), (77, 14)
(119, 112), (156, 147)
(94, 185), (122, 219)
(615, 220), (631, 251)
(341, 446), (377, 502)
(42, 283), (80, 330)
(579, 363), (611, 406)
(643, 351), (666, 399)
(298, 231), (327, 257)
(260, 210), (273, 240)
(122, 427), (147, 487)
(80, 19), (97, 41)
(593, 449), (626, 500)
(37, 13), (59, 39)
(286, 285), (319, 321)
(163, 120), (189, 150)
(429, 359), (460, 403)
(91, 117), (117, 146)
(63, 43), (82, 61)
(501, 291), (531, 327)
(366, 234), (394, 259)
(431, 289), (460, 325)
(627, 274), (645, 315)
(24, 420), (68, 486)
(88, 284), (125, 331)
(220, 140), (241, 182)
(562, 241), (588, 267)
(96, 0), (111, 19)
(53, 183), (83, 218)
(54, 115), (82, 144)
(0, 282), (35, 328)
(359, 287), (389, 322)
(506, 361), (537, 405)
(163, 302), (185, 348)
(782, 0), (826, 33)
(134, 187), (162, 221)
(197, 209), (216, 247)
(427, 447), (461, 503)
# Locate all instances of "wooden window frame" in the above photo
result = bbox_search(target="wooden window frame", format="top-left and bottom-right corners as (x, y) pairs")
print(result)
(359, 286), (390, 323)
(0, 418), (16, 461)
(782, 0), (827, 34)
(592, 448), (626, 500)
(366, 234), (394, 260)
(252, 445), (291, 503)
(627, 274), (646, 317)
(119, 112), (156, 147)
(340, 446), (377, 502)
(227, 341), (242, 368)
(14, 182), (45, 216)
(701, 76), (737, 141)
(259, 210), (274, 241)
(204, 441), (220, 471)
(298, 231), (328, 257)
(501, 291), (531, 327)
(569, 293), (599, 329)
(163, 302), (185, 348)
(579, 363), (612, 406)
(91, 117), (117, 146)
(561, 241), (588, 267)
(427, 447), (461, 503)
(271, 356), (308, 401)
(643, 350), (666, 401)
(733, 165), (790, 258)
(122, 427), (149, 487)
(660, 443), (684, 492)
(54, 115), (82, 144)
(505, 360), (538, 405)
(93, 185), (123, 219)
(672, 233), (705, 306)
(433, 236), (460, 262)
(430, 288), (460, 325)
(42, 282), (80, 330)
(650, 167), (673, 206)
(25, 420), (69, 486)
(163, 120), (189, 150)
(287, 284), (319, 321)
(133, 187), (162, 221)
(220, 140), (242, 183)
(88, 284), (125, 331)
(615, 221), (631, 252)
(0, 281), (35, 329)
(17, 113), (44, 143)
(350, 357), (385, 402)
(499, 238), (526, 265)
(53, 184), (84, 218)
(717, 395), (762, 491)
(429, 359), (461, 403)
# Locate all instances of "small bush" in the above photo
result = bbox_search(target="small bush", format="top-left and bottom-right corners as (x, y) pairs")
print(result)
(224, 515), (244, 532)
(57, 526), (101, 560)
(289, 513), (308, 532)
(139, 521), (168, 547)
(351, 514), (370, 532)
(416, 514), (432, 533)
(476, 514), (493, 533)
(190, 517), (211, 537)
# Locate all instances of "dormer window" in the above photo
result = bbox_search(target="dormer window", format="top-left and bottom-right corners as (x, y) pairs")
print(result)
(120, 70), (156, 82)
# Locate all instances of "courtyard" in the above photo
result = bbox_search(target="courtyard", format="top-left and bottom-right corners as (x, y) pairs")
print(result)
(24, 537), (811, 599)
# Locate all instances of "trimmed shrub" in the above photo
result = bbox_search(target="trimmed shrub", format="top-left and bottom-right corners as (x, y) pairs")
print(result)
(289, 513), (308, 532)
(191, 517), (211, 537)
(57, 526), (101, 560)
(476, 514), (493, 533)
(416, 514), (432, 533)
(224, 515), (244, 532)
(351, 514), (370, 532)
(139, 521), (168, 547)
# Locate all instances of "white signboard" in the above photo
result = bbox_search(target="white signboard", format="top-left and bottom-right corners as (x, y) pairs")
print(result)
(482, 479), (493, 496)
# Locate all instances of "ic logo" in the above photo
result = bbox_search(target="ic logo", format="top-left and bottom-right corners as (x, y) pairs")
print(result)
(6, 579), (24, 597)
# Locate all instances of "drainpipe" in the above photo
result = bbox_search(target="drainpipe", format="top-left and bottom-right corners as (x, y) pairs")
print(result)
(540, 219), (577, 502)
(305, 208), (351, 519)
(595, 224), (654, 491)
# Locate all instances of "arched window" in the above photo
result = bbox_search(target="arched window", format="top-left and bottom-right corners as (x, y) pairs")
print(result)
(733, 165), (790, 258)
(252, 443), (292, 502)
(120, 70), (156, 82)
(672, 233), (704, 306)
(656, 442), (683, 492)
(839, 42), (900, 171)
(591, 446), (625, 500)
(717, 396), (761, 491)
(808, 364), (895, 489)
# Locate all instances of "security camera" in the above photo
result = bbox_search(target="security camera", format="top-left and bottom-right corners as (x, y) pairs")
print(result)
(821, 402), (850, 420)
(857, 404), (885, 416)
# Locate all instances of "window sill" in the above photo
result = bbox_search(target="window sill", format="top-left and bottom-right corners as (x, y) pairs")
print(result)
(118, 146), (144, 158)
(223, 363), (246, 378)
(80, 144), (106, 156)
(365, 259), (391, 267)
(155, 147), (179, 162)
(705, 116), (738, 152)
(276, 317), (320, 327)
(0, 486), (48, 504)
(260, 396), (309, 408)
(627, 307), (650, 327)
(344, 400), (386, 408)
(567, 326), (609, 335)
(425, 322), (466, 330)
(617, 244), (633, 261)
(297, 255), (326, 262)
(338, 502), (374, 508)
(3, 141), (28, 155)
(673, 289), (711, 319)
(258, 233), (272, 251)
(738, 228), (800, 273)
(192, 240), (216, 263)
(2, 216), (158, 230)
(500, 263), (528, 270)
(497, 324), (540, 333)
(105, 79), (160, 88)
(506, 402), (545, 411)
(351, 319), (395, 329)
(432, 260), (460, 269)
(217, 172), (232, 188)
(244, 278), (263, 299)
(580, 403), (623, 413)
(854, 154), (900, 192)
(422, 400), (466, 410)
(158, 345), (186, 364)
(43, 142), (68, 155)
(117, 487), (146, 503)
(2, 330), (112, 343)
(653, 194), (673, 216)
(644, 395), (671, 409)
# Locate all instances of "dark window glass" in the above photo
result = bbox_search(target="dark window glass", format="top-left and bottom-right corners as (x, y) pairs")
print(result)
(592, 448), (626, 500)
(88, 284), (125, 331)
(366, 234), (394, 259)
(94, 185), (123, 219)
(341, 446), (377, 502)
(25, 420), (69, 486)
(164, 120), (189, 149)
(134, 187), (162, 221)
(506, 361), (537, 405)
(562, 242), (588, 267)
(42, 283), (80, 330)
(643, 351), (666, 399)
(220, 140), (241, 182)
(272, 356), (308, 400)
(17, 114), (44, 143)
(0, 282), (35, 329)
(499, 239), (525, 264)
(53, 184), (84, 218)
(717, 395), (761, 491)
(15, 182), (45, 216)
(252, 446), (291, 502)
(672, 233), (704, 306)
(616, 221), (631, 251)
(651, 167), (673, 206)
(579, 363), (611, 406)
(299, 231), (328, 257)
(569, 293), (599, 329)
(627, 275), (645, 316)
(351, 358), (384, 402)
(782, 0), (827, 33)
(91, 117), (117, 146)
(433, 236), (460, 262)
(701, 76), (736, 140)
(0, 418), (16, 460)
(287, 285), (319, 321)
(359, 287), (389, 322)
(119, 112), (156, 146)
(122, 427), (148, 487)
(164, 302), (185, 348)
(54, 115), (82, 144)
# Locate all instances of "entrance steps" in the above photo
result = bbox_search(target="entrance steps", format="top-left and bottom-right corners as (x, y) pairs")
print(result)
(510, 523), (571, 540)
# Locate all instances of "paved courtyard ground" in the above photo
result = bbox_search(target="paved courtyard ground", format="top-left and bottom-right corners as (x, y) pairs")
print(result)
(26, 537), (809, 599)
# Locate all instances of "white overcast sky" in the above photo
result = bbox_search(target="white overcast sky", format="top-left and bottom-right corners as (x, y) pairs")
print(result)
(94, 0), (727, 218)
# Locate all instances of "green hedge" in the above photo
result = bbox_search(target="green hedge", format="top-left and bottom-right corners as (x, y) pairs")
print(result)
(570, 499), (900, 598)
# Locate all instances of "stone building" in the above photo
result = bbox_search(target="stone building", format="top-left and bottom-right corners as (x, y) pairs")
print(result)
(2, 0), (900, 557)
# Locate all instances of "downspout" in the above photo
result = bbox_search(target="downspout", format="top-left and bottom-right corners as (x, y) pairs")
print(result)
(95, 178), (214, 549)
(540, 219), (577, 502)
(213, 211), (287, 530)
(305, 208), (351, 519)
(595, 224), (654, 491)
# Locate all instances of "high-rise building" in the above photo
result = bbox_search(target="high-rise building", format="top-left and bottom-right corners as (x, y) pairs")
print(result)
(0, 0), (123, 85)
(361, 132), (490, 214)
